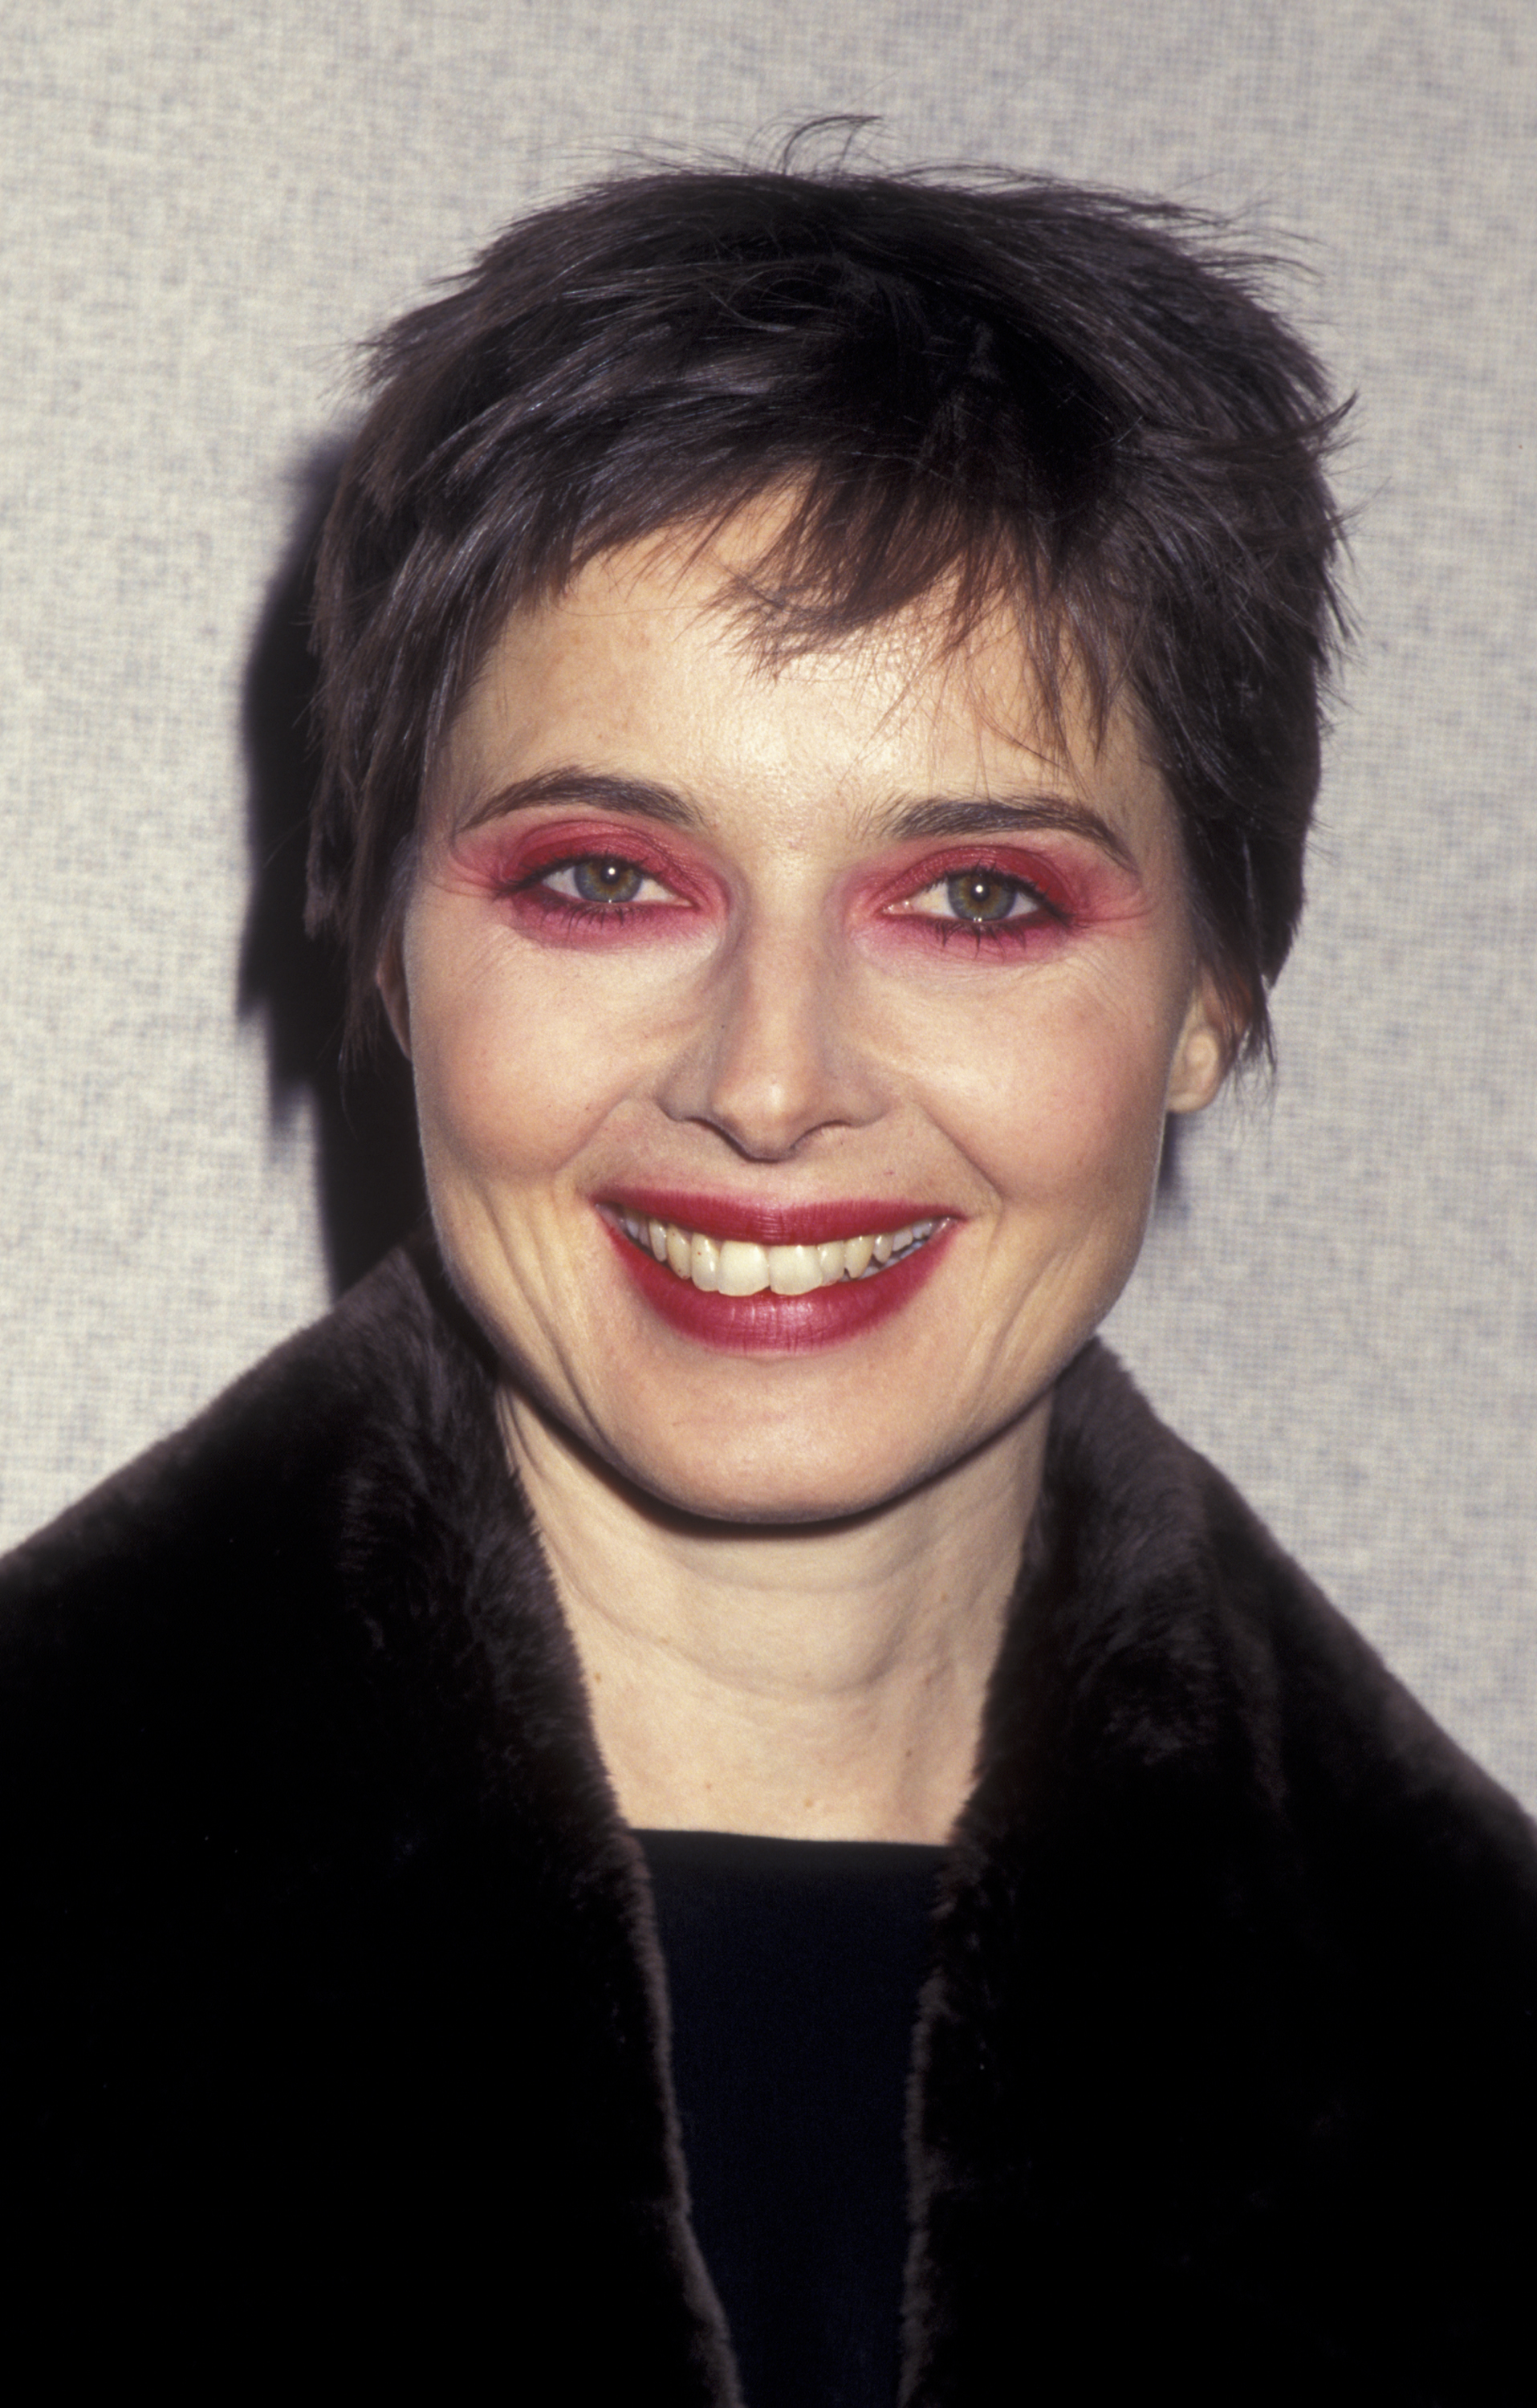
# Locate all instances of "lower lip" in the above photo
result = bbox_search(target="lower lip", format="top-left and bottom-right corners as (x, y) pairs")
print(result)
(605, 1220), (955, 1353)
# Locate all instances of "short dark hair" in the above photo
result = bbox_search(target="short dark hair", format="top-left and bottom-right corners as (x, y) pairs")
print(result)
(308, 155), (1348, 1061)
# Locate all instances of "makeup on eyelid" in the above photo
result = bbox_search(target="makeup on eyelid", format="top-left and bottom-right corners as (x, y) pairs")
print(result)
(450, 817), (716, 912)
(446, 813), (1140, 950)
(857, 843), (1104, 942)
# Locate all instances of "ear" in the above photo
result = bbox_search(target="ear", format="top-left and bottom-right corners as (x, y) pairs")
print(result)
(376, 924), (413, 1062)
(1165, 969), (1232, 1115)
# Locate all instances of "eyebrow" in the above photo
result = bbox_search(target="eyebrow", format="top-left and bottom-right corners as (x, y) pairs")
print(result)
(460, 770), (702, 834)
(870, 792), (1137, 869)
(460, 767), (1137, 871)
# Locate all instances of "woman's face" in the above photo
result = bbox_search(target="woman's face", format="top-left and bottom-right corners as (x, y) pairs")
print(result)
(384, 526), (1226, 1524)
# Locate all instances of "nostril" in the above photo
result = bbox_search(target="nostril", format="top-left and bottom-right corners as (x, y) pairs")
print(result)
(644, 919), (889, 1162)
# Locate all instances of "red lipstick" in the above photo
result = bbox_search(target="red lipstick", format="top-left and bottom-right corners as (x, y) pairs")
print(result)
(598, 1189), (955, 1248)
(604, 1216), (955, 1354)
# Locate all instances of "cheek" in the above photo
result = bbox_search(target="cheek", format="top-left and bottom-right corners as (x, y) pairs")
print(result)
(403, 902), (644, 1190)
(912, 980), (1176, 1217)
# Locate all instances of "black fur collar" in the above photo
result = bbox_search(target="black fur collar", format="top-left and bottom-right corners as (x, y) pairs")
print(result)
(2, 1239), (1534, 2400)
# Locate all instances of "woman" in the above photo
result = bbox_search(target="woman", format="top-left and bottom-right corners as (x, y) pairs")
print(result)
(2, 163), (1533, 2403)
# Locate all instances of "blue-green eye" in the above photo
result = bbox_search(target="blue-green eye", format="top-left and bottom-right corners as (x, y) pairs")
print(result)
(567, 856), (647, 905)
(944, 870), (1029, 923)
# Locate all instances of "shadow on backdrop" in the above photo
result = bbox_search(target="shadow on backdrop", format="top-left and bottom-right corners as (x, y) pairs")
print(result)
(239, 445), (426, 1298)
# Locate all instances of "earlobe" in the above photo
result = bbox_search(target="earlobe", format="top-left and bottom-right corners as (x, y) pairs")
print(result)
(1165, 974), (1232, 1116)
(376, 928), (413, 1062)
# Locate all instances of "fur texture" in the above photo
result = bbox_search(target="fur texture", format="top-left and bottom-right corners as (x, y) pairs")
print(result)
(2, 1243), (1533, 2399)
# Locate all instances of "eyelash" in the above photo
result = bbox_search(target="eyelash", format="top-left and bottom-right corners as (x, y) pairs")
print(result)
(494, 852), (689, 934)
(510, 859), (672, 922)
(896, 868), (1067, 950)
(498, 850), (1074, 950)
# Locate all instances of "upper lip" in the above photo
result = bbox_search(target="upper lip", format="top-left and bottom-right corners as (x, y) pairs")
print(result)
(598, 1188), (959, 1247)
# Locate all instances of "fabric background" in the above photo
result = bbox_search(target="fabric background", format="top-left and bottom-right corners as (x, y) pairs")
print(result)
(3, 2), (1533, 1808)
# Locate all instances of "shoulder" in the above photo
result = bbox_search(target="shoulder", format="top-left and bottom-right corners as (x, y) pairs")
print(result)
(7, 1241), (463, 1545)
(953, 1343), (1537, 2380)
(0, 1243), (548, 1849)
(1020, 1340), (1537, 1913)
(0, 1239), (601, 2027)
(0, 1242), (490, 1626)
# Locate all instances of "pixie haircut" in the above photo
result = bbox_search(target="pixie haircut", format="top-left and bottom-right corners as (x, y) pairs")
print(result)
(308, 157), (1348, 1061)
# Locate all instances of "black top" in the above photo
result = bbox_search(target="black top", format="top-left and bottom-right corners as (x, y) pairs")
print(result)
(638, 1830), (945, 2408)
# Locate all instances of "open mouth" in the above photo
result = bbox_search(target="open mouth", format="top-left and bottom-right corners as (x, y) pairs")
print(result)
(612, 1210), (941, 1296)
(599, 1194), (958, 1353)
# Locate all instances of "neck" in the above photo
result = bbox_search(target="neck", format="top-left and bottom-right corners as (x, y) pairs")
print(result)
(499, 1389), (1049, 1843)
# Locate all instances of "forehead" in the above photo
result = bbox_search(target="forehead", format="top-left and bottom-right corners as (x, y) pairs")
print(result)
(435, 527), (1176, 865)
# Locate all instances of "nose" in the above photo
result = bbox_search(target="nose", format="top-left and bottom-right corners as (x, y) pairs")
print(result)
(657, 910), (885, 1162)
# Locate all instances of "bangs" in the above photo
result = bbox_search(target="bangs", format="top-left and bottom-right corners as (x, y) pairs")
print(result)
(311, 162), (1348, 1066)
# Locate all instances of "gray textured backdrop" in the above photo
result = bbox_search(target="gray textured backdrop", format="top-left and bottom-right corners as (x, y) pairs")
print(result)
(4, 2), (1534, 1808)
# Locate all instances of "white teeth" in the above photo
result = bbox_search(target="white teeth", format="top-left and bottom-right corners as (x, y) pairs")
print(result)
(766, 1243), (822, 1296)
(718, 1239), (770, 1296)
(620, 1212), (941, 1293)
(689, 1232), (721, 1291)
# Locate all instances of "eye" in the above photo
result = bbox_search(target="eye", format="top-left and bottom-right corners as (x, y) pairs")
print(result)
(536, 855), (673, 909)
(909, 868), (1055, 926)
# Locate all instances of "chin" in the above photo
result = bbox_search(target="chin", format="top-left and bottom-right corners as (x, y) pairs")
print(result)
(613, 1436), (919, 1530)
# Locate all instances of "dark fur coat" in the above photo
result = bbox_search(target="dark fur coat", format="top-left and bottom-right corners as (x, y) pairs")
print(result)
(2, 1243), (1534, 2402)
